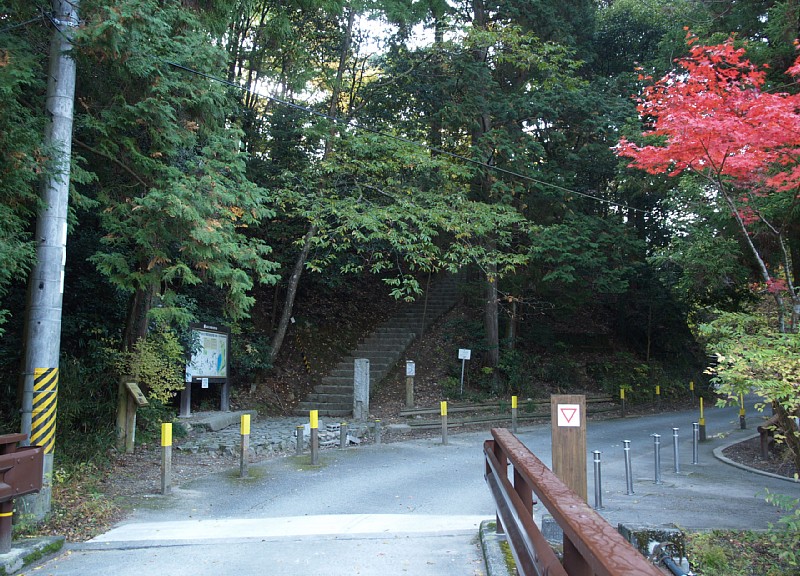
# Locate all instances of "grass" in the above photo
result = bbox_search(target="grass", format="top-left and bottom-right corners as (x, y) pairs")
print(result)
(686, 530), (797, 576)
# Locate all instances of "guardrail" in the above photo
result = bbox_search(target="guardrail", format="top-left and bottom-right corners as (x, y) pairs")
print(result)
(484, 428), (663, 576)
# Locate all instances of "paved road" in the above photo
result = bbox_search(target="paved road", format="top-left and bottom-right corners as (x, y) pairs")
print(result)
(30, 400), (799, 576)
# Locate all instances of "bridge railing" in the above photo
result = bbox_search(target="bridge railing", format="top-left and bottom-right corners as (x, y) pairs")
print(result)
(484, 427), (663, 576)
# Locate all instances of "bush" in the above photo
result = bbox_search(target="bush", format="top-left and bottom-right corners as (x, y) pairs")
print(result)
(116, 324), (185, 404)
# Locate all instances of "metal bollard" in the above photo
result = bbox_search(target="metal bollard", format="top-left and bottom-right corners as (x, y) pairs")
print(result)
(652, 433), (662, 484)
(296, 425), (304, 456)
(593, 450), (603, 510)
(692, 422), (699, 464)
(375, 419), (382, 445)
(623, 440), (634, 495)
(340, 422), (348, 450)
(672, 427), (680, 474)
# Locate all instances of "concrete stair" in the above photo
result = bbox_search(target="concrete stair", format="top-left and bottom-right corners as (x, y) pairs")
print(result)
(295, 274), (461, 417)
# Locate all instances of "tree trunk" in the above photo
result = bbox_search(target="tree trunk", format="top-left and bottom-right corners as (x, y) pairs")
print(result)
(122, 282), (156, 351)
(266, 7), (354, 363)
(484, 263), (500, 368)
(268, 224), (316, 365)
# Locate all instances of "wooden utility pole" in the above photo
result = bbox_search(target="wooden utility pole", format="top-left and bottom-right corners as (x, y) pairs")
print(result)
(19, 0), (79, 519)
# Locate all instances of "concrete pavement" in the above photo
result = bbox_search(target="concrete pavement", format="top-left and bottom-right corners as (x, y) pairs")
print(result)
(6, 399), (800, 576)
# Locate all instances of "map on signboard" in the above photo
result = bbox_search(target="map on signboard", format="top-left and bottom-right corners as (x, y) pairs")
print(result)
(185, 329), (228, 382)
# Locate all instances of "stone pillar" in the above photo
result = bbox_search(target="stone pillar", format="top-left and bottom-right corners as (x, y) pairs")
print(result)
(353, 358), (370, 421)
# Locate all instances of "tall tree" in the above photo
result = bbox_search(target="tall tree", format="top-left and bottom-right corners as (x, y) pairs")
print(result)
(73, 0), (279, 348)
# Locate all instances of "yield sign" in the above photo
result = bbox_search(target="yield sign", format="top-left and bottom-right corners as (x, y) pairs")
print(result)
(557, 404), (581, 427)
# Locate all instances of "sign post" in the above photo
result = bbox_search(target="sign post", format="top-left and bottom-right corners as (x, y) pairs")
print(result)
(551, 393), (588, 576)
(405, 361), (415, 408)
(458, 349), (471, 395)
(551, 394), (587, 502)
(183, 323), (230, 417)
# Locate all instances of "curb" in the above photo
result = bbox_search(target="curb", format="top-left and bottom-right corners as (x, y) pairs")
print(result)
(479, 520), (513, 576)
(713, 432), (799, 484)
(0, 536), (64, 576)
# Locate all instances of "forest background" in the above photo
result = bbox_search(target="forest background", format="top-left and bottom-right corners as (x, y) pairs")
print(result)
(1, 0), (799, 472)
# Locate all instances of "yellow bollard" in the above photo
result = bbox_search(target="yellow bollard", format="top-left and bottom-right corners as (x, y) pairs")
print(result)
(310, 410), (319, 465)
(511, 396), (518, 433)
(441, 401), (448, 445)
(161, 423), (172, 495)
(699, 397), (707, 441)
(240, 414), (250, 478)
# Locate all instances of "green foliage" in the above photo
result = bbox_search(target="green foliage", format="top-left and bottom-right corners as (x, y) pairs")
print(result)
(765, 490), (800, 567)
(687, 529), (797, 576)
(75, 0), (279, 324)
(697, 310), (800, 469)
(115, 326), (185, 404)
(53, 352), (118, 467)
(698, 312), (799, 414)
(229, 328), (271, 383)
(0, 1), (47, 335)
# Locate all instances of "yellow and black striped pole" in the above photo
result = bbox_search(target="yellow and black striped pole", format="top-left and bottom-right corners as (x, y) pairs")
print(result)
(31, 368), (58, 455)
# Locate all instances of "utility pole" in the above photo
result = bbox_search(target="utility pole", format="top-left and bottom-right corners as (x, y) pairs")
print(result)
(19, 0), (79, 519)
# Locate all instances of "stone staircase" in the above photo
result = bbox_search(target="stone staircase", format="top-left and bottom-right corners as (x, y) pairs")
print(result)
(295, 274), (461, 417)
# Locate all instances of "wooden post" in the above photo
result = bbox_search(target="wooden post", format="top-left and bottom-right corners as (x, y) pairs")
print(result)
(551, 394), (587, 503)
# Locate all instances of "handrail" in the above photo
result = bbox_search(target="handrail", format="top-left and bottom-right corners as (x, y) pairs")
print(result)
(484, 428), (663, 576)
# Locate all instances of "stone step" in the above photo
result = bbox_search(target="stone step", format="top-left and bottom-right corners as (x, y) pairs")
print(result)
(306, 392), (353, 404)
(314, 384), (354, 394)
(298, 272), (461, 419)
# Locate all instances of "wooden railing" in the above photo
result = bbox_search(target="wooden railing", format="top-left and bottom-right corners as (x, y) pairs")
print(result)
(484, 428), (663, 576)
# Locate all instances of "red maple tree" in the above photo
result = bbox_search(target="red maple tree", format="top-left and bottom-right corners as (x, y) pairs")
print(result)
(616, 30), (800, 332)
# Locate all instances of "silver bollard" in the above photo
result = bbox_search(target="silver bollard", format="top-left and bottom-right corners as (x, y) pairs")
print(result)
(296, 425), (304, 456)
(623, 440), (634, 495)
(375, 419), (382, 445)
(593, 450), (603, 510)
(672, 428), (680, 473)
(340, 422), (348, 450)
(652, 433), (662, 484)
(692, 422), (699, 465)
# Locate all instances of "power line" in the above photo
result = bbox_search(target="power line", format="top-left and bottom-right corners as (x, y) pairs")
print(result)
(165, 60), (653, 215)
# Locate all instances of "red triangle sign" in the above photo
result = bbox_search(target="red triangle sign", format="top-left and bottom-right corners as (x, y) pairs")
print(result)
(560, 407), (577, 424)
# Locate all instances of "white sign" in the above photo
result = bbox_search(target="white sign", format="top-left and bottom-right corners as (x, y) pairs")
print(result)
(201, 377), (209, 389)
(458, 348), (471, 360)
(406, 361), (416, 377)
(557, 404), (581, 427)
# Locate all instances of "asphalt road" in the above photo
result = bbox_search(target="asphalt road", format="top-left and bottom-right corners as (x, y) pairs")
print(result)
(30, 399), (799, 576)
